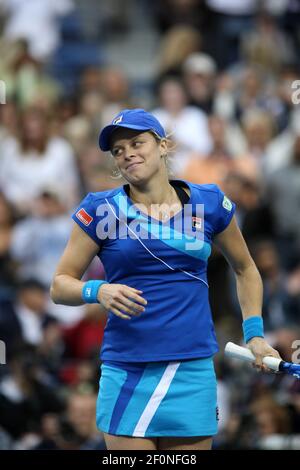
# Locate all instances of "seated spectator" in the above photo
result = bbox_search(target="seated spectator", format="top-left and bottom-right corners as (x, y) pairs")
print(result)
(234, 108), (276, 181)
(266, 133), (300, 267)
(77, 144), (121, 193)
(0, 279), (55, 357)
(250, 240), (300, 331)
(0, 344), (64, 441)
(250, 396), (292, 449)
(223, 172), (275, 243)
(9, 189), (87, 326)
(152, 0), (208, 34)
(0, 101), (18, 142)
(156, 25), (202, 77)
(0, 107), (80, 214)
(152, 76), (212, 174)
(180, 115), (235, 189)
(182, 52), (217, 114)
(0, 192), (18, 301)
(241, 12), (296, 75)
(99, 66), (132, 125)
(10, 190), (73, 286)
(32, 390), (106, 450)
(1, 0), (74, 61)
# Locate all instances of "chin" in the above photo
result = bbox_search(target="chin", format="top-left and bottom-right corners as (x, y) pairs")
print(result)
(125, 171), (149, 185)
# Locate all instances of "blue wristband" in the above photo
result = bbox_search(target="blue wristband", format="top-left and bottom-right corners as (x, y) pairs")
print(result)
(242, 316), (264, 343)
(82, 280), (108, 304)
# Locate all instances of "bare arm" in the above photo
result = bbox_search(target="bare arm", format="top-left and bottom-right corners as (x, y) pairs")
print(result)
(214, 216), (263, 320)
(50, 223), (147, 319)
(50, 223), (100, 306)
(214, 216), (281, 366)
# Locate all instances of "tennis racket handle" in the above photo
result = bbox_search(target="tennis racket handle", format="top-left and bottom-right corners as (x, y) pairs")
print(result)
(225, 342), (282, 372)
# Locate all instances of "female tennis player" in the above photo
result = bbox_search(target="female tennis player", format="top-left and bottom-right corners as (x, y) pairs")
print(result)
(51, 109), (281, 451)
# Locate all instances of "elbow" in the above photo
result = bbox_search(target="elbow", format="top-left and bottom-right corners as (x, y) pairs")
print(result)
(235, 259), (261, 278)
(50, 277), (60, 304)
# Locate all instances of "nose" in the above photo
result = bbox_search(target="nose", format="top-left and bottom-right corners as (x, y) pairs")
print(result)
(123, 146), (136, 160)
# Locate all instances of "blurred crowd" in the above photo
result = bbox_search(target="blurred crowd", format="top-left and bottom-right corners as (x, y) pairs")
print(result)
(0, 0), (299, 450)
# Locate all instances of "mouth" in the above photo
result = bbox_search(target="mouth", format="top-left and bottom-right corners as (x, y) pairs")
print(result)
(126, 162), (143, 171)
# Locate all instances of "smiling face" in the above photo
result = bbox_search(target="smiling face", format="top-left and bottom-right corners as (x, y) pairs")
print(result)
(110, 128), (168, 185)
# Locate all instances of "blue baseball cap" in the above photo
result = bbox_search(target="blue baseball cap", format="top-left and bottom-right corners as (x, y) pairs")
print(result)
(99, 108), (166, 151)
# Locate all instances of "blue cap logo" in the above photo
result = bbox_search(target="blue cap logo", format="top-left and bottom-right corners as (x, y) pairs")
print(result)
(99, 108), (166, 152)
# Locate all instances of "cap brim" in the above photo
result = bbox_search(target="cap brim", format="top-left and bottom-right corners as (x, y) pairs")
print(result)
(99, 123), (152, 151)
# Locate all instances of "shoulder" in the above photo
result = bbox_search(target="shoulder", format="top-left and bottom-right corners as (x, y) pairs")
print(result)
(187, 181), (236, 234)
(189, 182), (222, 199)
(75, 186), (124, 213)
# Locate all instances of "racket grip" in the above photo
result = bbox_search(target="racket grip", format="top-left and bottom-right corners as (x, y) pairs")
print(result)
(225, 342), (281, 372)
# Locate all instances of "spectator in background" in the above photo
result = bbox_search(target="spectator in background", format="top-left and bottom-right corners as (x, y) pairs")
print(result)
(205, 0), (257, 69)
(0, 0), (74, 61)
(10, 190), (72, 286)
(0, 39), (61, 110)
(223, 172), (274, 243)
(250, 396), (292, 449)
(0, 344), (64, 443)
(0, 279), (54, 357)
(250, 240), (300, 332)
(0, 101), (18, 142)
(79, 66), (102, 94)
(180, 115), (234, 189)
(8, 189), (86, 326)
(152, 76), (212, 174)
(0, 192), (18, 301)
(235, 108), (276, 181)
(233, 66), (287, 132)
(266, 133), (300, 268)
(156, 26), (202, 77)
(77, 144), (121, 193)
(241, 12), (296, 75)
(234, 67), (266, 120)
(99, 66), (132, 125)
(66, 390), (105, 449)
(152, 0), (208, 34)
(0, 107), (80, 214)
(182, 52), (217, 114)
(63, 114), (93, 157)
(31, 390), (106, 450)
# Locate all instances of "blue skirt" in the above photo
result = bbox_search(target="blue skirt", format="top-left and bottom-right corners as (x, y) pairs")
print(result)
(96, 357), (218, 437)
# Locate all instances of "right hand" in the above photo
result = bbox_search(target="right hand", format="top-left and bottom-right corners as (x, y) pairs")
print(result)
(97, 283), (147, 320)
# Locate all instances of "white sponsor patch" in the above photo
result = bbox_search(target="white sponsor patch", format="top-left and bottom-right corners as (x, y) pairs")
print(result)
(222, 195), (232, 211)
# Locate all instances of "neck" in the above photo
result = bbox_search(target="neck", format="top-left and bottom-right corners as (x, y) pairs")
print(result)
(129, 171), (173, 206)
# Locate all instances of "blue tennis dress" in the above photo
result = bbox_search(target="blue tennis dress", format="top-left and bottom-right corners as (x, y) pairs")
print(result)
(72, 180), (235, 437)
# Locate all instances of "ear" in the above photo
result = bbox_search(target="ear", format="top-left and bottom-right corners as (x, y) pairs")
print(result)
(159, 138), (168, 156)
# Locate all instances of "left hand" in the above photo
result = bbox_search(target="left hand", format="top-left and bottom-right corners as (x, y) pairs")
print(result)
(247, 337), (282, 372)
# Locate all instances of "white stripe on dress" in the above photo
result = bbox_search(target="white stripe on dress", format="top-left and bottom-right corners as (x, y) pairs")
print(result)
(132, 361), (181, 437)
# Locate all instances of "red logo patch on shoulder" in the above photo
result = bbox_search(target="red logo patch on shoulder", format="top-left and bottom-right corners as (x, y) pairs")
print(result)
(76, 208), (93, 226)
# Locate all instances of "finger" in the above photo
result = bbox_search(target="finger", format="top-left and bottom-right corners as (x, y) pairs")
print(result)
(127, 287), (144, 294)
(119, 295), (146, 313)
(255, 356), (263, 367)
(110, 307), (131, 320)
(123, 291), (147, 306)
(113, 300), (142, 316)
